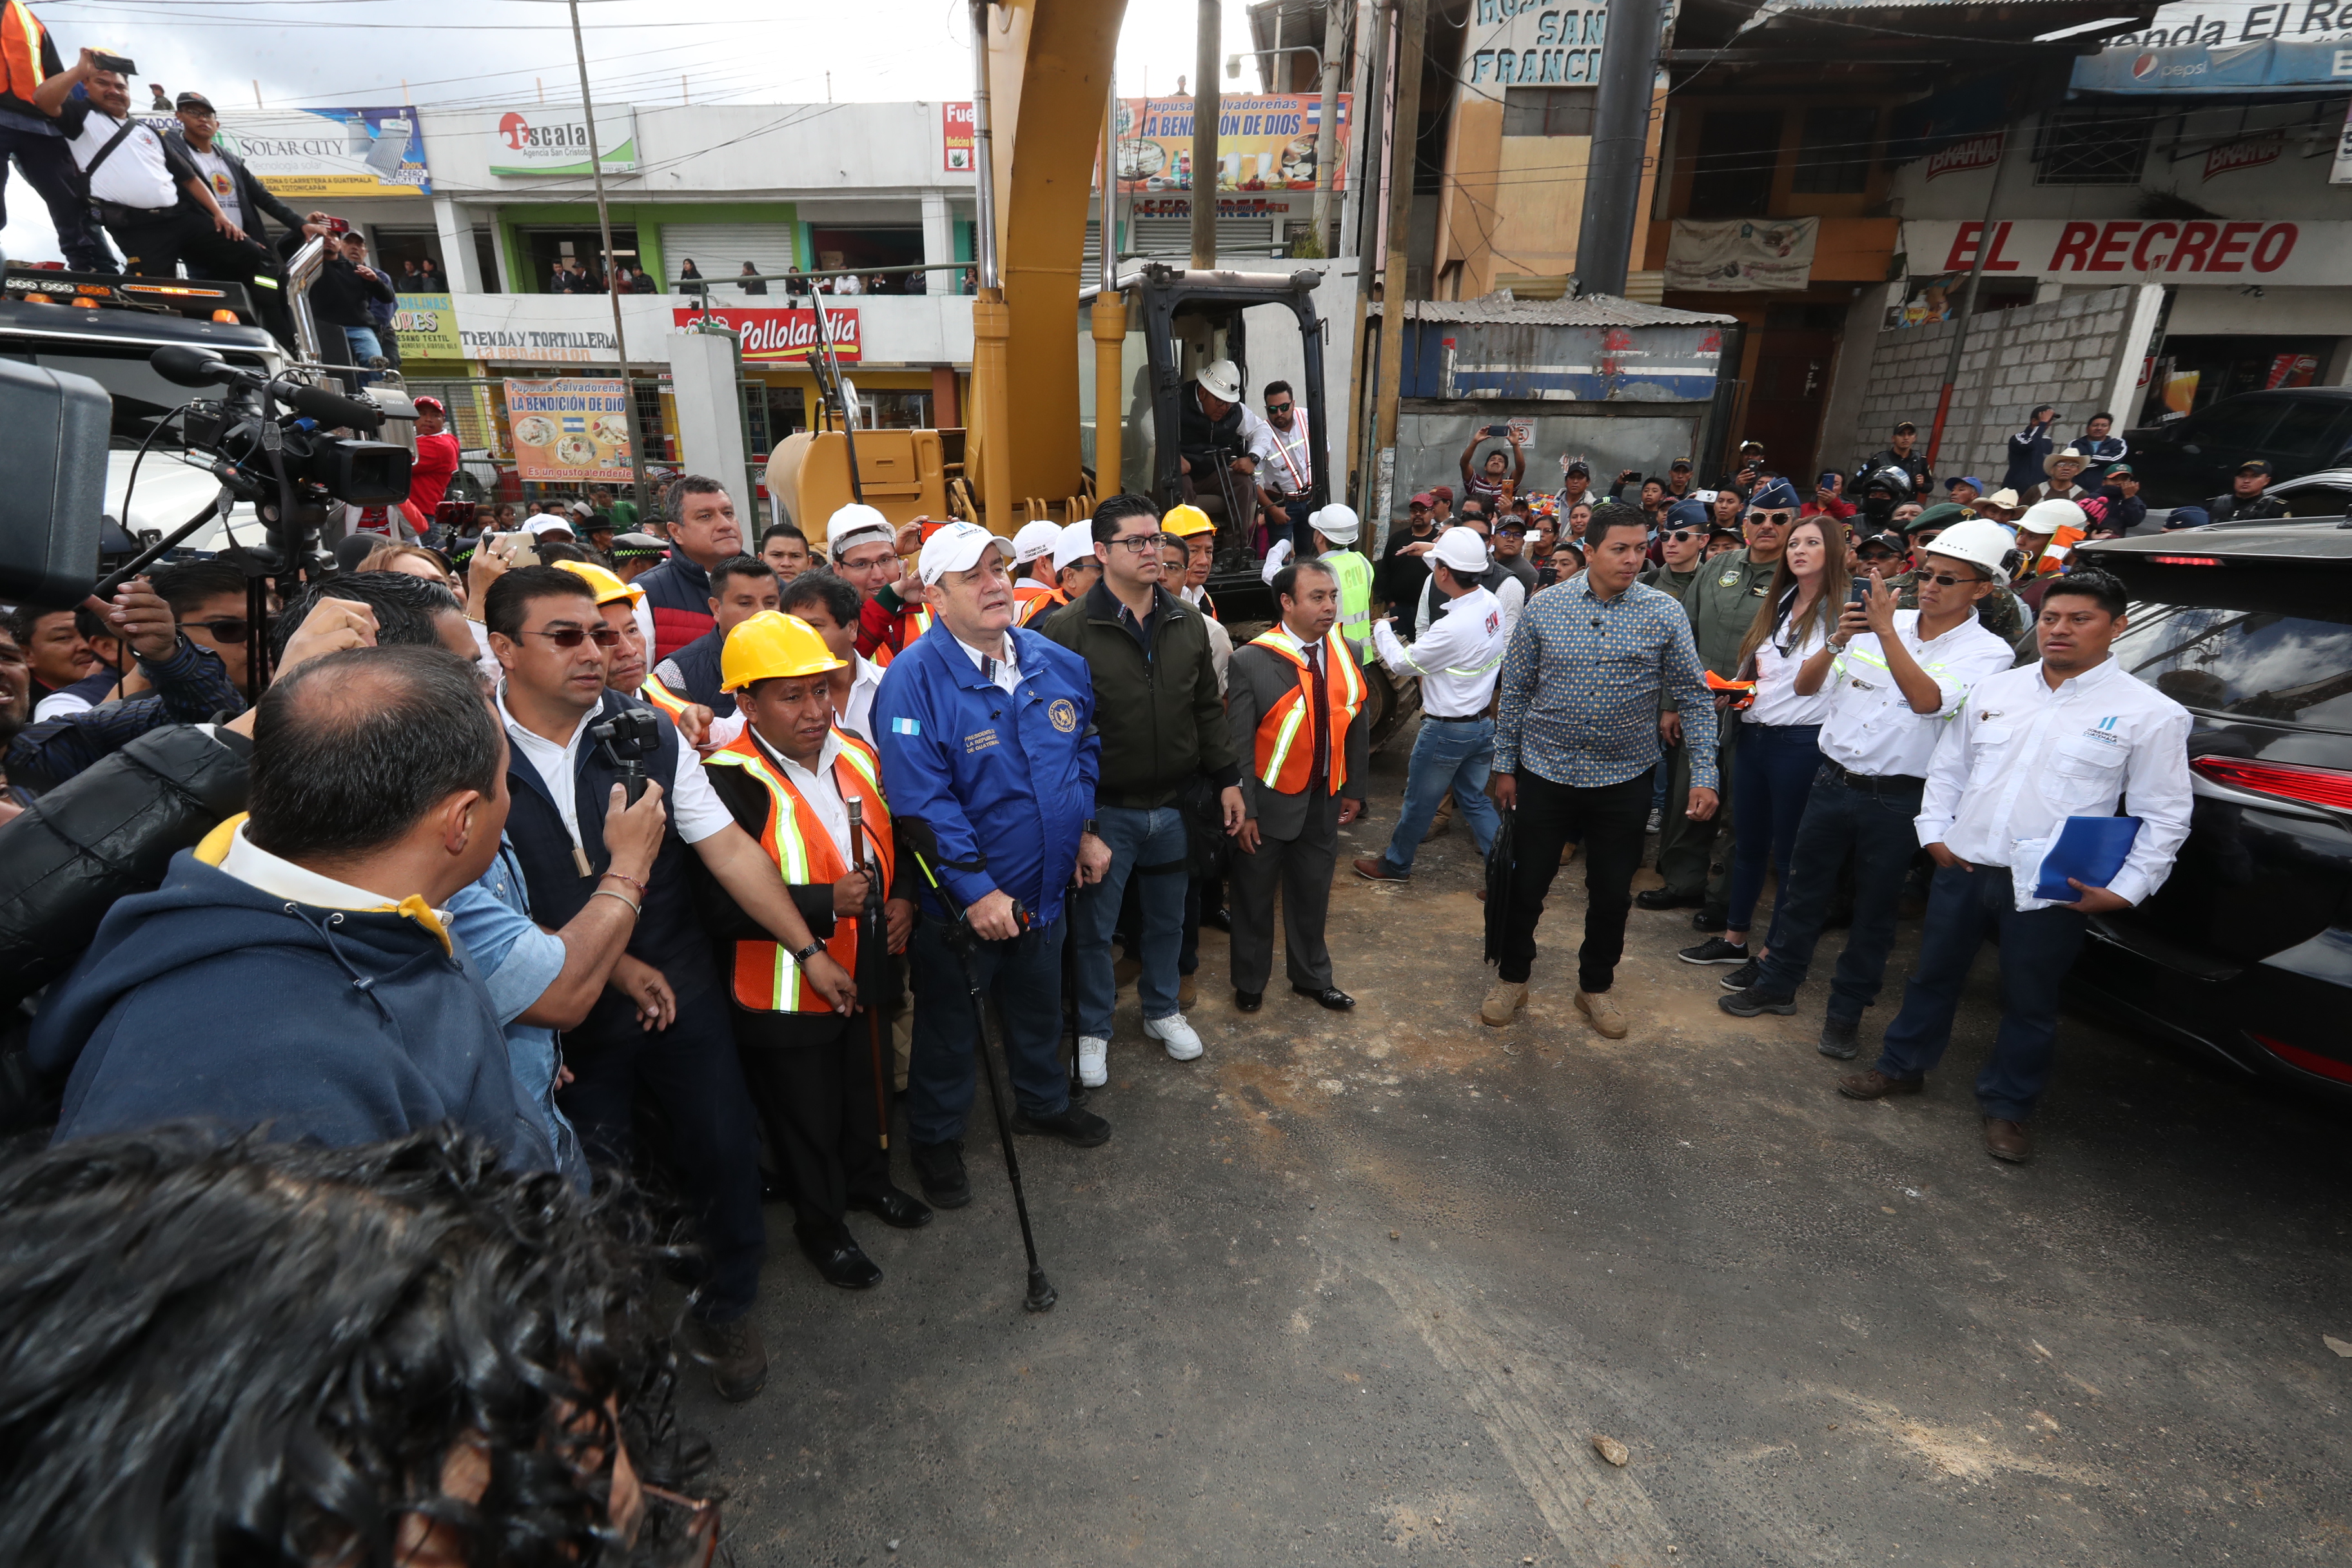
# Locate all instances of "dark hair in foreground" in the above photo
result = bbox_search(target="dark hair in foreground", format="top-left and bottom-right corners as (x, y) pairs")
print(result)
(248, 645), (502, 863)
(485, 564), (601, 642)
(1582, 500), (1651, 547)
(2039, 566), (2128, 619)
(1091, 491), (1159, 544)
(275, 569), (461, 662)
(663, 473), (729, 520)
(1271, 556), (1336, 608)
(779, 569), (861, 629)
(708, 555), (778, 596)
(0, 1126), (712, 1565)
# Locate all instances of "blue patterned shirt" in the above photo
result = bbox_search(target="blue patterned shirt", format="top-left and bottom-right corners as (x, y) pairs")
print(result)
(1494, 573), (1719, 790)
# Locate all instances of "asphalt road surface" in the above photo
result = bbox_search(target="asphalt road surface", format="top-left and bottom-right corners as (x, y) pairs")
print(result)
(688, 727), (2352, 1566)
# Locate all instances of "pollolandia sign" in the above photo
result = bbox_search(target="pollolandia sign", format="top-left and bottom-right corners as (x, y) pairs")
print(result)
(1902, 217), (2340, 284)
(668, 306), (861, 364)
(1924, 133), (2003, 181)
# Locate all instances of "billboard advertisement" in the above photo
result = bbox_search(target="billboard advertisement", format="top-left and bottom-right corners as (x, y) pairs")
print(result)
(489, 106), (638, 175)
(668, 306), (861, 364)
(391, 294), (461, 361)
(504, 378), (634, 482)
(1108, 94), (1351, 193)
(213, 106), (428, 198)
(2072, 2), (2352, 93)
(943, 101), (975, 172)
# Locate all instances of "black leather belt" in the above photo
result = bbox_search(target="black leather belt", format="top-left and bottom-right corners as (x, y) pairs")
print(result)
(1820, 758), (1925, 793)
(1425, 712), (1485, 723)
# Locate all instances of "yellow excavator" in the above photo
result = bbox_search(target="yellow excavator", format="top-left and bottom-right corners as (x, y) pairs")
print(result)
(763, 0), (1342, 633)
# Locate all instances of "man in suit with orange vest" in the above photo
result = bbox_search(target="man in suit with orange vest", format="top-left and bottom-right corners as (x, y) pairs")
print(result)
(1224, 556), (1367, 1013)
(702, 611), (931, 1289)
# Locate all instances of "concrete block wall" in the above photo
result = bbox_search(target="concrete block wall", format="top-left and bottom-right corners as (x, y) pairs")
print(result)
(1850, 286), (2144, 489)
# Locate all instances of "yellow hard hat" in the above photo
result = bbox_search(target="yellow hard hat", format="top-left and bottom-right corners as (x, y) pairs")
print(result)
(1161, 503), (1215, 538)
(553, 558), (643, 605)
(721, 611), (846, 692)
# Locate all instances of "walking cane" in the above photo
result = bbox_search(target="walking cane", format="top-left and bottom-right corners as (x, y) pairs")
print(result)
(1063, 914), (1084, 1106)
(846, 798), (890, 1152)
(897, 819), (1057, 1313)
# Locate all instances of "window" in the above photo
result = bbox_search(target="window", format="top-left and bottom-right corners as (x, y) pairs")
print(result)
(2179, 398), (2286, 453)
(2262, 398), (2352, 464)
(2273, 482), (2352, 520)
(2113, 600), (2352, 730)
(2033, 108), (2151, 186)
(1688, 110), (1783, 219)
(1791, 106), (1877, 194)
(1502, 86), (1596, 138)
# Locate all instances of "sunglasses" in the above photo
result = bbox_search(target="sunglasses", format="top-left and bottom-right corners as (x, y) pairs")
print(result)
(1746, 510), (1795, 527)
(1917, 570), (1987, 587)
(1665, 529), (1701, 544)
(1266, 400), (1293, 414)
(1911, 529), (1943, 547)
(527, 625), (623, 647)
(179, 616), (252, 643)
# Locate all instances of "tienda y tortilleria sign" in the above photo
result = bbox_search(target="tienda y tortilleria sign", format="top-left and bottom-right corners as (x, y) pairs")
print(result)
(1900, 219), (2337, 285)
(668, 306), (860, 364)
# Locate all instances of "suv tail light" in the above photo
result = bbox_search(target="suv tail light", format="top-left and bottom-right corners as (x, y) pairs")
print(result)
(2251, 1034), (2352, 1084)
(2191, 755), (2352, 810)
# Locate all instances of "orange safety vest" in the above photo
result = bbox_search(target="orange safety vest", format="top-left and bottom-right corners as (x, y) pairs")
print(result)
(1016, 585), (1066, 627)
(2024, 526), (2085, 578)
(704, 729), (894, 1014)
(1246, 627), (1366, 796)
(638, 669), (694, 723)
(3, 1), (53, 106)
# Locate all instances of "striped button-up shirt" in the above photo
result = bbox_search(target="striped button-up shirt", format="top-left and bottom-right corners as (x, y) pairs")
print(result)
(1494, 574), (1718, 790)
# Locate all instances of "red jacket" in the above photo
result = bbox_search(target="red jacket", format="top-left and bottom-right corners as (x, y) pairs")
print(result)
(408, 430), (460, 516)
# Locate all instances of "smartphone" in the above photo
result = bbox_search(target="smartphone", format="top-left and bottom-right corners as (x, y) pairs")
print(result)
(92, 51), (136, 74)
(485, 531), (530, 564)
(1484, 423), (1510, 439)
(322, 215), (351, 236)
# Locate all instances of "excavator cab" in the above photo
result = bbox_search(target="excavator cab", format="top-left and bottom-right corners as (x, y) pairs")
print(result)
(1079, 263), (1329, 621)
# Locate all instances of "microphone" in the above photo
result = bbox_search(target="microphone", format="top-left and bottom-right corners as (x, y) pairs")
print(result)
(272, 378), (385, 432)
(151, 344), (237, 387)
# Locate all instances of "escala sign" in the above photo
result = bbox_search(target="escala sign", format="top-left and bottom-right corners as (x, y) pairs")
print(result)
(1902, 218), (2342, 285)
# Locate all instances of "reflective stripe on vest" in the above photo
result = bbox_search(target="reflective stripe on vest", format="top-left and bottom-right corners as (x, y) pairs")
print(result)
(1832, 642), (1964, 721)
(2, 2), (48, 103)
(1247, 628), (1366, 795)
(703, 731), (894, 1014)
(1322, 549), (1375, 663)
(638, 671), (692, 721)
(1017, 587), (1066, 626)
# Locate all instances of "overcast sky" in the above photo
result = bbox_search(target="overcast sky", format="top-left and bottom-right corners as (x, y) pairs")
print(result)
(4, 0), (1273, 262)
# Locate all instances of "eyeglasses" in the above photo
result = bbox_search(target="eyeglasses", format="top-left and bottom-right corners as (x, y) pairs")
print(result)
(1747, 510), (1794, 527)
(1107, 534), (1161, 554)
(179, 617), (252, 643)
(1665, 529), (1701, 544)
(1911, 529), (1943, 547)
(526, 625), (623, 647)
(1918, 571), (1988, 587)
(1266, 400), (1293, 414)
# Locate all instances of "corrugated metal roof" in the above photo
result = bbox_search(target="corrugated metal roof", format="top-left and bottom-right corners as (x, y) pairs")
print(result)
(1366, 292), (1738, 327)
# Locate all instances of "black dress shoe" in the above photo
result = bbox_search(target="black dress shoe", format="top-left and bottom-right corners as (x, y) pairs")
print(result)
(1235, 988), (1263, 1012)
(1202, 904), (1232, 932)
(847, 1185), (934, 1229)
(1011, 1104), (1112, 1147)
(911, 1139), (970, 1208)
(1634, 887), (1703, 910)
(794, 1220), (883, 1289)
(1292, 983), (1355, 1011)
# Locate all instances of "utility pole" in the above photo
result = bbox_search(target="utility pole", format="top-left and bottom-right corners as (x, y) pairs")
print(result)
(565, 0), (649, 514)
(1192, 0), (1219, 270)
(1348, 0), (1392, 522)
(1574, 0), (1665, 297)
(1309, 0), (1350, 256)
(1370, 0), (1426, 504)
(1925, 149), (2012, 471)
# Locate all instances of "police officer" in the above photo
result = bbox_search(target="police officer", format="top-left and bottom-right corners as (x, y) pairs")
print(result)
(873, 524), (1113, 1209)
(2204, 458), (2288, 525)
(703, 611), (930, 1290)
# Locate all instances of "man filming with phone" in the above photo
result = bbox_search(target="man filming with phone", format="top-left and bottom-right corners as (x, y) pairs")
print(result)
(33, 49), (270, 289)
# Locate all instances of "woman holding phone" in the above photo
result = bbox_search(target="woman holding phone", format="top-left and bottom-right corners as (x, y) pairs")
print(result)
(1680, 513), (1848, 986)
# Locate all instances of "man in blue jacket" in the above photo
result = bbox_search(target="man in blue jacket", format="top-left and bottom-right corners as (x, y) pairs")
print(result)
(32, 644), (554, 1173)
(875, 522), (1113, 1210)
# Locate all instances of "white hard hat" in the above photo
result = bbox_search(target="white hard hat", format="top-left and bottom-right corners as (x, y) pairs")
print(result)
(1309, 503), (1360, 545)
(1433, 528), (1489, 575)
(1918, 516), (2017, 586)
(1011, 518), (1062, 565)
(1196, 358), (1243, 404)
(2016, 497), (2086, 538)
(1052, 519), (1097, 573)
(826, 502), (892, 560)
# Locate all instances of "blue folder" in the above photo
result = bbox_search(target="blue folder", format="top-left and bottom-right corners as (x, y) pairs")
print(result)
(2032, 816), (2142, 903)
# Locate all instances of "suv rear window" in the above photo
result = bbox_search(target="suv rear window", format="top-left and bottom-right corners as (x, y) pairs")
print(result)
(2114, 598), (2352, 732)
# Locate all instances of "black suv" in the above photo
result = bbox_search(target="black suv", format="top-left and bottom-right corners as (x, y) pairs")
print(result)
(2125, 388), (2352, 507)
(2066, 525), (2352, 1101)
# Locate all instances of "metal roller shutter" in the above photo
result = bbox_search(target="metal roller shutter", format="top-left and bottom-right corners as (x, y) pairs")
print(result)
(659, 222), (799, 293)
(1123, 215), (1279, 259)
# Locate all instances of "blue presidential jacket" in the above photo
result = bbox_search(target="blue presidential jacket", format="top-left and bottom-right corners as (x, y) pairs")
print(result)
(873, 619), (1099, 929)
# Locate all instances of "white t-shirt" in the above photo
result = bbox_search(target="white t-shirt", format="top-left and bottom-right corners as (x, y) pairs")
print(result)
(187, 146), (237, 213)
(1744, 610), (1834, 728)
(64, 105), (178, 210)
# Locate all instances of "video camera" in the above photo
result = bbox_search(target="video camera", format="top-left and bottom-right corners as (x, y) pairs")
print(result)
(591, 709), (660, 805)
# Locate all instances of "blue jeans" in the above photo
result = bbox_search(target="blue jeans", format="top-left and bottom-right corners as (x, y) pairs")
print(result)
(1875, 864), (2090, 1122)
(342, 325), (385, 364)
(1380, 716), (1502, 873)
(908, 912), (1071, 1144)
(1075, 804), (1190, 1034)
(1727, 721), (1823, 939)
(1754, 769), (1925, 1023)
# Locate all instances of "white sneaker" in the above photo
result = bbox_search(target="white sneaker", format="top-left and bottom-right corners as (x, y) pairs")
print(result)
(1144, 1012), (1204, 1062)
(1077, 1035), (1109, 1088)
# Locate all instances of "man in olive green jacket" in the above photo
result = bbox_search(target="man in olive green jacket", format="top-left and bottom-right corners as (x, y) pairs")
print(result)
(1640, 480), (1797, 924)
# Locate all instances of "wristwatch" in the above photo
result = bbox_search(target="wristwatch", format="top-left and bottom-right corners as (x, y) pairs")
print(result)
(790, 940), (827, 966)
(1082, 818), (1099, 838)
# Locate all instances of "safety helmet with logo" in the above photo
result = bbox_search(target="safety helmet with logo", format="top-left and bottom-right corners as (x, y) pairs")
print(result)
(1308, 502), (1360, 545)
(721, 610), (847, 692)
(1195, 359), (1244, 404)
(553, 558), (644, 605)
(1011, 518), (1063, 564)
(1161, 503), (1217, 538)
(825, 502), (894, 561)
(1917, 516), (2018, 587)
(2014, 497), (2086, 541)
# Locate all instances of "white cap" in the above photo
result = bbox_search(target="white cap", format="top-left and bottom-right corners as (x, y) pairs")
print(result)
(1196, 358), (1243, 403)
(825, 502), (893, 560)
(1260, 536), (1295, 584)
(1433, 529), (1489, 575)
(524, 514), (575, 538)
(2016, 497), (2086, 538)
(1309, 503), (1360, 544)
(1011, 518), (1062, 565)
(1052, 519), (1097, 573)
(1921, 516), (2018, 586)
(567, 498), (595, 518)
(917, 520), (1005, 585)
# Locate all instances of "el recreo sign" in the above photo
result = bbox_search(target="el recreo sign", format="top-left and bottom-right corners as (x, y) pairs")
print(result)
(1903, 219), (2331, 285)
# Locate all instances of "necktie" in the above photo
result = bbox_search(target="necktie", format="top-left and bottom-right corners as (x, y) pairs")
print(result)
(1306, 639), (1329, 788)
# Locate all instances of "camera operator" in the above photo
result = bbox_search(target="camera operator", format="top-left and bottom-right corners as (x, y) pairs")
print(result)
(32, 50), (271, 290)
(164, 90), (330, 348)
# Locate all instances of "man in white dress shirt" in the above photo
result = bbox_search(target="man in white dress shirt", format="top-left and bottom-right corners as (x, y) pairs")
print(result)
(1835, 567), (2193, 1164)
